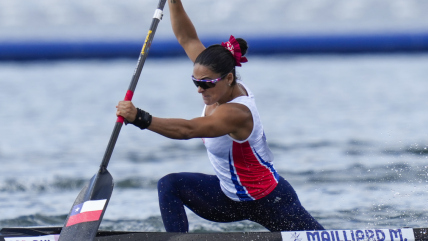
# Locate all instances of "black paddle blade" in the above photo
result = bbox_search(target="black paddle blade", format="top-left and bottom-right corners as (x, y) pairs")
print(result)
(58, 168), (114, 241)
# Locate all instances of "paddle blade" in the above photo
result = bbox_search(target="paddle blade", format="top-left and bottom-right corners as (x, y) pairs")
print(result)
(58, 168), (114, 241)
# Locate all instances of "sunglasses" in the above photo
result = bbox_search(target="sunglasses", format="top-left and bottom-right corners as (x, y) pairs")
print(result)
(192, 74), (227, 89)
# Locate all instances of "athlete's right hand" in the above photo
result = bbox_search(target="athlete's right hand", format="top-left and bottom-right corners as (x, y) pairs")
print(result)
(116, 101), (137, 123)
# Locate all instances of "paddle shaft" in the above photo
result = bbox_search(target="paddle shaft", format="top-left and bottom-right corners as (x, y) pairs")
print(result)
(100, 0), (167, 170)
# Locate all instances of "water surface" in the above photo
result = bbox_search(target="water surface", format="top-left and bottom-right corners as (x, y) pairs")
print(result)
(1, 54), (428, 231)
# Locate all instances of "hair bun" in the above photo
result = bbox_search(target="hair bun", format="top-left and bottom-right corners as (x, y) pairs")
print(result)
(236, 38), (248, 56)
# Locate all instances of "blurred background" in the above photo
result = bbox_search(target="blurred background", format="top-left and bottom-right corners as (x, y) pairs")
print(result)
(1, 0), (428, 40)
(0, 0), (428, 233)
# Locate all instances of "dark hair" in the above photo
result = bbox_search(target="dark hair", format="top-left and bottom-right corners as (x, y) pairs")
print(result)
(194, 38), (248, 86)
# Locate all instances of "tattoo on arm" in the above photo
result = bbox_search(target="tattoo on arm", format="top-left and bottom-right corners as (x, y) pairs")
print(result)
(171, 0), (176, 3)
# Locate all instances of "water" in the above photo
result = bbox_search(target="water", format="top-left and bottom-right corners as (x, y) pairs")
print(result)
(0, 0), (428, 41)
(1, 54), (428, 232)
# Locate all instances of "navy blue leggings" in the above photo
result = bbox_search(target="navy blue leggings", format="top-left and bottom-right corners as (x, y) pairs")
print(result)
(157, 172), (324, 232)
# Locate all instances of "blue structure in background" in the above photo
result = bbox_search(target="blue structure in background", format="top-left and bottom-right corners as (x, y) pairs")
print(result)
(1, 32), (428, 61)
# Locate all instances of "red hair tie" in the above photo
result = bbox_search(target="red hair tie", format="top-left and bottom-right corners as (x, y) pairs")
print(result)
(221, 35), (248, 67)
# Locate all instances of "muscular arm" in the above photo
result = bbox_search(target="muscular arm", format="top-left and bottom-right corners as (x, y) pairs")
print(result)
(168, 0), (205, 62)
(148, 104), (253, 140)
(116, 101), (253, 140)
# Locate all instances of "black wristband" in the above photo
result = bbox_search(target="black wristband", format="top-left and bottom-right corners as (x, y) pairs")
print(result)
(128, 108), (152, 130)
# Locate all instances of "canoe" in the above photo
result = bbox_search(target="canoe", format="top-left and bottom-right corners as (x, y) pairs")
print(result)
(1, 226), (426, 241)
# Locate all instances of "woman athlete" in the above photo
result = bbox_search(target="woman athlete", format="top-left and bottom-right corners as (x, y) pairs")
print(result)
(116, 0), (324, 233)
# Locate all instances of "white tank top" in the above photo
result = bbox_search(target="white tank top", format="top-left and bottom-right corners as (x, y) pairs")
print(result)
(201, 80), (279, 202)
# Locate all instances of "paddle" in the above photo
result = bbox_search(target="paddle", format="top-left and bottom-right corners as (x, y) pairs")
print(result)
(58, 1), (167, 240)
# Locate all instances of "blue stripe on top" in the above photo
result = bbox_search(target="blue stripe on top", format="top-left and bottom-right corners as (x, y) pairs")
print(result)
(253, 148), (279, 183)
(228, 151), (253, 201)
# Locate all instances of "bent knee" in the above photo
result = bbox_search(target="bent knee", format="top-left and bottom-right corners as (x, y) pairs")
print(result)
(157, 173), (184, 193)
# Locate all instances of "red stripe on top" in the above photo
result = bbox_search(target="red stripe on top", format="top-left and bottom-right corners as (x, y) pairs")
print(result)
(232, 141), (277, 200)
(117, 90), (134, 123)
(66, 210), (103, 227)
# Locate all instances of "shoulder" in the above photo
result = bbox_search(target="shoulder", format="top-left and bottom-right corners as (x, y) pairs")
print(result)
(225, 102), (250, 112)
(214, 102), (251, 121)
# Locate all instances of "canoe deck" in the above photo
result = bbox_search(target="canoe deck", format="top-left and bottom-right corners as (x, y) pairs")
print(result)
(1, 226), (428, 241)
(1, 226), (279, 241)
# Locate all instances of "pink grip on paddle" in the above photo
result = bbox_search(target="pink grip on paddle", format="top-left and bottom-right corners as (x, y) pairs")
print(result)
(117, 90), (135, 123)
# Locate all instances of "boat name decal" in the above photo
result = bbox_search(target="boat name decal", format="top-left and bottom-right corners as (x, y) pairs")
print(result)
(282, 228), (415, 241)
(5, 234), (59, 241)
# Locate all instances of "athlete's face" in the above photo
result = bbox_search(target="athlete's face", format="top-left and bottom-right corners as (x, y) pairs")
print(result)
(192, 64), (233, 105)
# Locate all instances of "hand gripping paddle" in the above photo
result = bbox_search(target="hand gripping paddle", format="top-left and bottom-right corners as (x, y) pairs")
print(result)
(58, 1), (167, 240)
